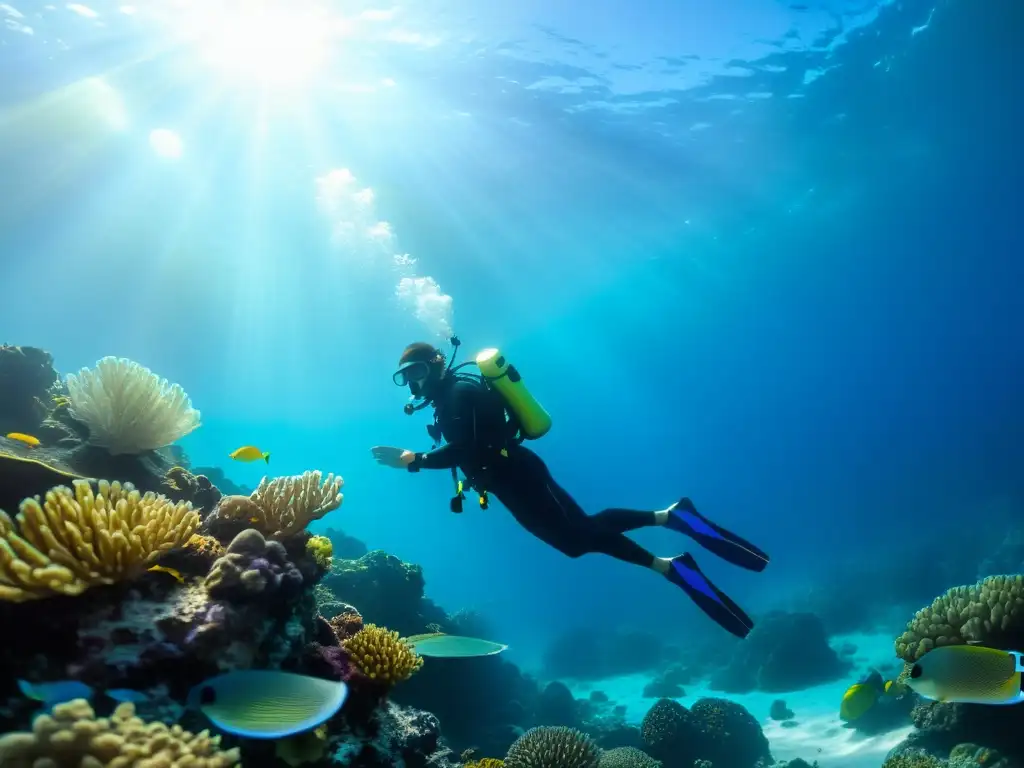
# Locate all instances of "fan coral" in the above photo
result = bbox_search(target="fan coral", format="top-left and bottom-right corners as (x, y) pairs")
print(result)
(504, 726), (601, 768)
(0, 698), (240, 767)
(65, 356), (201, 455)
(0, 479), (199, 602)
(205, 528), (304, 599)
(307, 534), (333, 569)
(250, 471), (344, 539)
(895, 575), (1024, 662)
(341, 623), (423, 686)
(599, 747), (662, 768)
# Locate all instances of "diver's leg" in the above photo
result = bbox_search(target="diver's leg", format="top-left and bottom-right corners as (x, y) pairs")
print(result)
(662, 497), (769, 572)
(589, 507), (660, 533)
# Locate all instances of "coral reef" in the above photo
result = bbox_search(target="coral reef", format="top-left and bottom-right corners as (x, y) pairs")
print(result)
(709, 611), (849, 693)
(0, 698), (240, 767)
(639, 696), (771, 768)
(65, 356), (202, 455)
(0, 479), (198, 601)
(204, 528), (305, 600)
(320, 525), (369, 560)
(324, 550), (431, 635)
(599, 746), (662, 768)
(895, 575), (1024, 662)
(163, 465), (223, 517)
(307, 534), (334, 570)
(342, 623), (424, 686)
(0, 344), (58, 436)
(504, 726), (601, 768)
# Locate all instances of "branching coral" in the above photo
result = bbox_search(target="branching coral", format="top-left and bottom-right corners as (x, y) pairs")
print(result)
(307, 534), (333, 570)
(250, 471), (344, 539)
(504, 726), (601, 768)
(212, 471), (343, 541)
(0, 479), (199, 602)
(895, 575), (1024, 662)
(0, 698), (240, 767)
(65, 356), (202, 455)
(341, 623), (423, 685)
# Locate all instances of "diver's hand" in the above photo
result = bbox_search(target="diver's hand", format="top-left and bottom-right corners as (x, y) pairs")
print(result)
(371, 446), (417, 469)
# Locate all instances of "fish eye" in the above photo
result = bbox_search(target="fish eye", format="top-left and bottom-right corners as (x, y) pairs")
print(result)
(910, 664), (922, 679)
(199, 686), (217, 705)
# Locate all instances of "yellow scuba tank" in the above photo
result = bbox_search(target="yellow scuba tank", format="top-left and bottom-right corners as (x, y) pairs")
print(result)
(475, 348), (552, 440)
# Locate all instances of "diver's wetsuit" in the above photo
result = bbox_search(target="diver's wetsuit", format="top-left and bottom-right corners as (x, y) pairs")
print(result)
(407, 377), (660, 568)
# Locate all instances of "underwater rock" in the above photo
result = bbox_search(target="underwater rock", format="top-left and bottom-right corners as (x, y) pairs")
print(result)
(0, 344), (58, 436)
(537, 680), (579, 727)
(323, 550), (428, 636)
(393, 653), (541, 758)
(642, 666), (688, 699)
(578, 697), (644, 751)
(161, 466), (223, 517)
(320, 525), (369, 560)
(895, 698), (1024, 763)
(709, 611), (849, 693)
(770, 699), (795, 720)
(329, 700), (456, 768)
(543, 627), (668, 681)
(193, 465), (252, 497)
(589, 690), (609, 703)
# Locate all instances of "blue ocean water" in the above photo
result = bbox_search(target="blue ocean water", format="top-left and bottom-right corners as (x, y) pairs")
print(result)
(0, 0), (1020, 682)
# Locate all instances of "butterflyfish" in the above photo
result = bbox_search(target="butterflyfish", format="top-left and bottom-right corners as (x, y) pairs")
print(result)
(188, 670), (349, 739)
(907, 644), (1024, 705)
(230, 446), (270, 463)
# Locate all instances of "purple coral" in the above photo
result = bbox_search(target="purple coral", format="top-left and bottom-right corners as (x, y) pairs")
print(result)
(205, 529), (305, 601)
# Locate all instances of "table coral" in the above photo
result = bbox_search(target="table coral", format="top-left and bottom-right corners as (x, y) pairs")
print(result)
(0, 698), (240, 767)
(0, 478), (199, 602)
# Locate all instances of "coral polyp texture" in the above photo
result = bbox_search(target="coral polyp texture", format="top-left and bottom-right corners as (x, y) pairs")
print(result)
(504, 726), (601, 768)
(215, 470), (343, 540)
(895, 574), (1024, 662)
(341, 623), (424, 686)
(0, 478), (199, 602)
(0, 699), (240, 768)
(599, 747), (662, 768)
(65, 356), (202, 455)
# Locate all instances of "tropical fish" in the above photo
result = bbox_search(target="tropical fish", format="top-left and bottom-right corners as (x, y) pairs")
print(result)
(406, 633), (508, 658)
(230, 445), (270, 463)
(147, 565), (185, 584)
(276, 725), (329, 767)
(188, 670), (348, 739)
(884, 679), (908, 697)
(839, 669), (902, 722)
(907, 645), (1024, 705)
(18, 679), (93, 707)
(18, 679), (149, 708)
(5, 432), (40, 448)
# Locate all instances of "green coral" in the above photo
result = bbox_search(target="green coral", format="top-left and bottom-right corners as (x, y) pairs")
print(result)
(504, 726), (600, 768)
(599, 746), (661, 768)
(895, 575), (1024, 662)
(306, 534), (333, 569)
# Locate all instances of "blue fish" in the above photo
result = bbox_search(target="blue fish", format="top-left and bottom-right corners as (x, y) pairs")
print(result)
(188, 670), (348, 739)
(18, 679), (94, 707)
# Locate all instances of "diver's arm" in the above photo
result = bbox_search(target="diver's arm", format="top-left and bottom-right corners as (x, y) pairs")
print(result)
(407, 381), (486, 471)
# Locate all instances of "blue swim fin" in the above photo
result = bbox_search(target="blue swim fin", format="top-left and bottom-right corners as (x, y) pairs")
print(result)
(665, 498), (769, 572)
(667, 553), (755, 639)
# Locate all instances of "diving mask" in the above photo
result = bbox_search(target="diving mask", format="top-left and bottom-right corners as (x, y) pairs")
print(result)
(393, 361), (431, 388)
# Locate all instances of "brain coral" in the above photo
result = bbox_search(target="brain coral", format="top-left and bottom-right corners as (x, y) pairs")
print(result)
(895, 575), (1024, 662)
(504, 726), (601, 768)
(599, 746), (662, 768)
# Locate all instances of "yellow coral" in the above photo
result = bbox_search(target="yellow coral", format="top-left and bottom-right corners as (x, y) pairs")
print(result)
(0, 698), (240, 767)
(465, 760), (506, 768)
(186, 533), (226, 559)
(218, 470), (343, 539)
(895, 575), (1024, 662)
(342, 623), (424, 686)
(0, 479), (199, 602)
(306, 534), (333, 569)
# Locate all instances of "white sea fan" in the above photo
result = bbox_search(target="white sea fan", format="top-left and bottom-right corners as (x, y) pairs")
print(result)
(66, 356), (202, 455)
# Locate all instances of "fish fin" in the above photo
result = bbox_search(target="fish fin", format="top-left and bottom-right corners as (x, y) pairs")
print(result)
(263, 452), (270, 464)
(17, 680), (37, 699)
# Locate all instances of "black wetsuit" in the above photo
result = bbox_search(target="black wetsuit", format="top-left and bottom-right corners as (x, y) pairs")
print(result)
(407, 376), (660, 568)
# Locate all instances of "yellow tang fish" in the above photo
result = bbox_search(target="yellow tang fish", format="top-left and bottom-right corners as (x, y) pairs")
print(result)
(839, 681), (880, 722)
(907, 644), (1024, 705)
(230, 445), (270, 463)
(147, 565), (185, 584)
(5, 432), (40, 448)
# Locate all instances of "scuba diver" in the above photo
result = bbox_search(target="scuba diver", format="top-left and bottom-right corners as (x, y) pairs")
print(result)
(371, 338), (770, 639)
